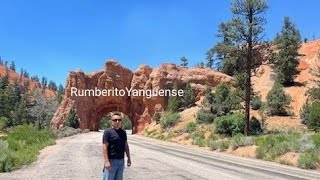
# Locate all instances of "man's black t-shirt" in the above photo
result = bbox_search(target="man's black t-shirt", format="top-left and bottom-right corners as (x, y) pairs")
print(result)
(102, 128), (127, 159)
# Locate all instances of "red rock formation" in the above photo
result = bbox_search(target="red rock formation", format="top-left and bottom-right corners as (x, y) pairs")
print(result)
(51, 60), (232, 133)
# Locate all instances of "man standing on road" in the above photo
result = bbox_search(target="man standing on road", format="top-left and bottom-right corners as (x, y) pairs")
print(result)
(102, 112), (131, 180)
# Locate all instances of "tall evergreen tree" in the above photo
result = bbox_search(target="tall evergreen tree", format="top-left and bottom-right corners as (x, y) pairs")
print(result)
(48, 80), (58, 91)
(0, 71), (9, 89)
(56, 84), (65, 103)
(41, 77), (48, 89)
(206, 82), (242, 116)
(182, 82), (195, 108)
(230, 0), (268, 135)
(180, 57), (188, 67)
(58, 84), (65, 95)
(9, 61), (16, 72)
(273, 16), (301, 85)
(12, 96), (30, 126)
(20, 68), (24, 80)
(196, 62), (205, 68)
(205, 50), (215, 69)
(23, 70), (29, 78)
(0, 73), (10, 119)
(65, 107), (80, 128)
(213, 22), (242, 75)
(12, 79), (22, 103)
(24, 80), (30, 92)
(167, 84), (182, 112)
(0, 89), (10, 119)
(4, 61), (8, 69)
(31, 75), (40, 83)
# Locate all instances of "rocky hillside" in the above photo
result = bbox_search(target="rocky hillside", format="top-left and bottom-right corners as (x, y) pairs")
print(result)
(0, 64), (55, 97)
(251, 39), (320, 128)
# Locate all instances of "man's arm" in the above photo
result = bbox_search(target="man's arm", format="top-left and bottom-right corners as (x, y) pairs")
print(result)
(102, 143), (111, 169)
(125, 141), (131, 166)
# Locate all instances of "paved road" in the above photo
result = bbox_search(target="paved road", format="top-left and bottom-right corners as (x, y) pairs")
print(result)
(1, 132), (320, 180)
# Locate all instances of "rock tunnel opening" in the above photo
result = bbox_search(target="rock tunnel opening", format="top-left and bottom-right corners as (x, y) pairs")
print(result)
(99, 112), (133, 134)
(95, 105), (135, 134)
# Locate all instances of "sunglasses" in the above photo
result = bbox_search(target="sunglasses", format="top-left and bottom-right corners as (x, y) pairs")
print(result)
(111, 119), (122, 122)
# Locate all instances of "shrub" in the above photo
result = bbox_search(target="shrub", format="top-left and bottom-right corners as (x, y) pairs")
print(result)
(185, 122), (197, 133)
(65, 107), (79, 128)
(207, 139), (230, 151)
(99, 115), (111, 130)
(266, 83), (291, 116)
(167, 84), (183, 112)
(255, 134), (300, 160)
(258, 102), (268, 130)
(191, 130), (205, 147)
(56, 126), (81, 138)
(153, 112), (162, 124)
(309, 87), (320, 101)
(306, 101), (320, 132)
(230, 134), (255, 150)
(0, 117), (9, 130)
(218, 140), (230, 151)
(145, 129), (158, 138)
(0, 125), (56, 172)
(121, 116), (132, 130)
(298, 153), (320, 169)
(99, 114), (131, 130)
(196, 109), (215, 124)
(182, 82), (195, 108)
(205, 82), (242, 117)
(298, 135), (317, 153)
(214, 113), (244, 136)
(300, 101), (311, 125)
(312, 133), (320, 149)
(207, 140), (219, 151)
(251, 95), (262, 110)
(249, 116), (263, 135)
(0, 140), (14, 172)
(160, 112), (180, 129)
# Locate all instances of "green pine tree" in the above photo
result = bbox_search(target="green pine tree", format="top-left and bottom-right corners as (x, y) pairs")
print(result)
(266, 82), (292, 116)
(65, 107), (80, 128)
(182, 82), (195, 108)
(48, 80), (58, 91)
(212, 22), (243, 75)
(167, 84), (182, 112)
(31, 75), (40, 83)
(11, 96), (30, 126)
(273, 16), (301, 85)
(9, 61), (16, 72)
(41, 77), (47, 89)
(306, 101), (320, 132)
(205, 50), (214, 69)
(0, 71), (9, 90)
(180, 57), (188, 67)
(230, 0), (268, 135)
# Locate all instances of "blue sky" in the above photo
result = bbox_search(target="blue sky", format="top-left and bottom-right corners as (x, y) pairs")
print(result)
(0, 0), (319, 86)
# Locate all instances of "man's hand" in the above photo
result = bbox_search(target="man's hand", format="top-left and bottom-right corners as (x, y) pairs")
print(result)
(127, 158), (131, 167)
(104, 161), (111, 170)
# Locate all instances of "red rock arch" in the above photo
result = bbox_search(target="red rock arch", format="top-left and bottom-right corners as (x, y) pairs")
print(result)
(51, 60), (232, 134)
